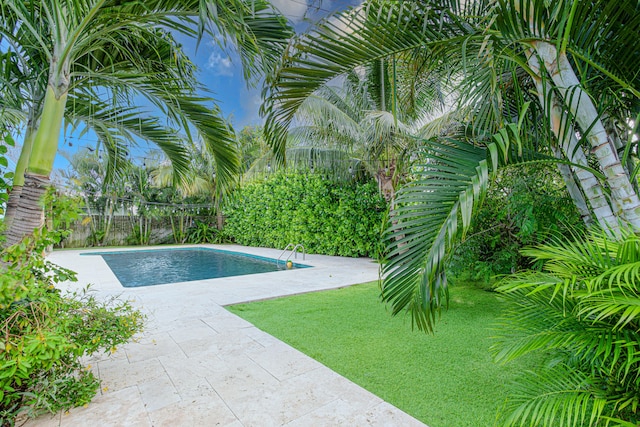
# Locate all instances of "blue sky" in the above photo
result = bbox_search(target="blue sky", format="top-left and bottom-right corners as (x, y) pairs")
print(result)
(184, 0), (361, 128)
(35, 0), (361, 177)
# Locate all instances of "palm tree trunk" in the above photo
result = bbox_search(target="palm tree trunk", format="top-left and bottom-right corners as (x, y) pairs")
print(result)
(533, 41), (640, 230)
(554, 154), (592, 226)
(4, 174), (49, 247)
(4, 186), (23, 229)
(604, 117), (638, 194)
(4, 85), (68, 246)
(214, 193), (224, 230)
(102, 196), (115, 246)
(4, 121), (37, 227)
(528, 52), (620, 234)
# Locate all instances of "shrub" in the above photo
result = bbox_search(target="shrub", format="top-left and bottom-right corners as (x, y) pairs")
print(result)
(493, 230), (640, 426)
(0, 133), (14, 216)
(449, 164), (584, 287)
(0, 217), (144, 425)
(186, 220), (223, 244)
(224, 172), (386, 258)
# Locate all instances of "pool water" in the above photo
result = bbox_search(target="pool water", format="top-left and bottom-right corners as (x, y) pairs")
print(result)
(83, 248), (310, 288)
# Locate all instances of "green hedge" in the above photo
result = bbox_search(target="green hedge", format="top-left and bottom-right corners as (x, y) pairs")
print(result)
(224, 172), (386, 258)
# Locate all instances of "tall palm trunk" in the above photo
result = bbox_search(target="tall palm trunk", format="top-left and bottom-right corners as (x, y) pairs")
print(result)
(4, 84), (68, 246)
(533, 41), (640, 230)
(528, 52), (619, 233)
(5, 173), (48, 244)
(4, 121), (37, 228)
(3, 1), (71, 247)
(554, 154), (592, 226)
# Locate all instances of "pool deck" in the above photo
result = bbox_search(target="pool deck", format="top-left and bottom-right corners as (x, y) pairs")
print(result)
(25, 245), (427, 427)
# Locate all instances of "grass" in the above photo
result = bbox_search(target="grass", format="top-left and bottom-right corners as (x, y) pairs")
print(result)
(227, 282), (535, 427)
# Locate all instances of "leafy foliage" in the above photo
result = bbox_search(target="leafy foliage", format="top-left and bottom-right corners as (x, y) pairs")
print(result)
(186, 220), (224, 244)
(0, 209), (144, 425)
(263, 0), (640, 334)
(0, 131), (14, 217)
(224, 171), (386, 258)
(493, 230), (640, 426)
(42, 186), (84, 246)
(450, 164), (584, 287)
(381, 122), (553, 332)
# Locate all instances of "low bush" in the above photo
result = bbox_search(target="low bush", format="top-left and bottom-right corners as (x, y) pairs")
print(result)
(0, 200), (144, 426)
(493, 230), (640, 426)
(185, 220), (225, 244)
(224, 172), (386, 258)
(0, 133), (14, 216)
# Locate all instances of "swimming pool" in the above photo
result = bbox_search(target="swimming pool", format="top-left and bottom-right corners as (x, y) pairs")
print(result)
(83, 247), (310, 288)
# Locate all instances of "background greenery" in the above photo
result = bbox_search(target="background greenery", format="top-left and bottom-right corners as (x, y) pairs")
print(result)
(224, 171), (386, 257)
(228, 282), (536, 427)
(0, 132), (14, 217)
(450, 164), (585, 287)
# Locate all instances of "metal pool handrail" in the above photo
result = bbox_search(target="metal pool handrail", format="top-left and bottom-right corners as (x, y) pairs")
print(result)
(277, 243), (306, 266)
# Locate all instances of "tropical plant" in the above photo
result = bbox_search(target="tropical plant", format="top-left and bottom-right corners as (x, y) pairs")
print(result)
(63, 150), (125, 246)
(152, 140), (230, 230)
(0, 0), (292, 247)
(237, 125), (271, 173)
(42, 186), (84, 249)
(280, 63), (444, 202)
(493, 230), (640, 426)
(186, 220), (220, 244)
(0, 19), (196, 231)
(262, 0), (640, 331)
(450, 164), (584, 287)
(0, 192), (144, 426)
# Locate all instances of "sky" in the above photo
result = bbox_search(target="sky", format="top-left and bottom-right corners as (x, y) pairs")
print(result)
(187, 0), (361, 128)
(6, 0), (362, 178)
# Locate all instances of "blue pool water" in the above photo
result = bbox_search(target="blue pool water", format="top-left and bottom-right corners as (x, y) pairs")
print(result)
(83, 248), (310, 288)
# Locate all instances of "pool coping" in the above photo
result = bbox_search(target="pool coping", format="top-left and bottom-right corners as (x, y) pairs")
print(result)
(48, 244), (381, 305)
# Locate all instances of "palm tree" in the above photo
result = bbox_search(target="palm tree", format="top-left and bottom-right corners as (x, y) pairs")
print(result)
(0, 0), (292, 246)
(262, 0), (640, 331)
(288, 66), (433, 202)
(151, 136), (233, 230)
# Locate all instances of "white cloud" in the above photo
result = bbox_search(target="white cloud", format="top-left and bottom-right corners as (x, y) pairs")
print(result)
(207, 51), (234, 76)
(270, 0), (308, 23)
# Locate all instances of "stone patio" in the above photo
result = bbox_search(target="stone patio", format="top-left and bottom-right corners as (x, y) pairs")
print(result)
(25, 245), (427, 427)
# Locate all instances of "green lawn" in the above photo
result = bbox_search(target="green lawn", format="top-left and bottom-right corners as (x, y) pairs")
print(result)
(228, 282), (534, 427)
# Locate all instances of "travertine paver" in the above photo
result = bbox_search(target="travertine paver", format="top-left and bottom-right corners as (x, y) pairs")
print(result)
(24, 245), (427, 427)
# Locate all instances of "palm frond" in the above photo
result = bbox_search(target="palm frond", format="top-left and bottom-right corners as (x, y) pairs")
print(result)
(205, 0), (293, 82)
(414, 107), (470, 140)
(263, 0), (474, 163)
(492, 280), (583, 362)
(501, 365), (607, 427)
(381, 137), (490, 332)
(381, 120), (554, 332)
(362, 110), (410, 148)
(495, 229), (640, 425)
(292, 93), (363, 148)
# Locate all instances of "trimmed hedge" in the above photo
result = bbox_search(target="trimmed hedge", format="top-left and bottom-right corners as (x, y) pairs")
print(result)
(224, 172), (386, 258)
